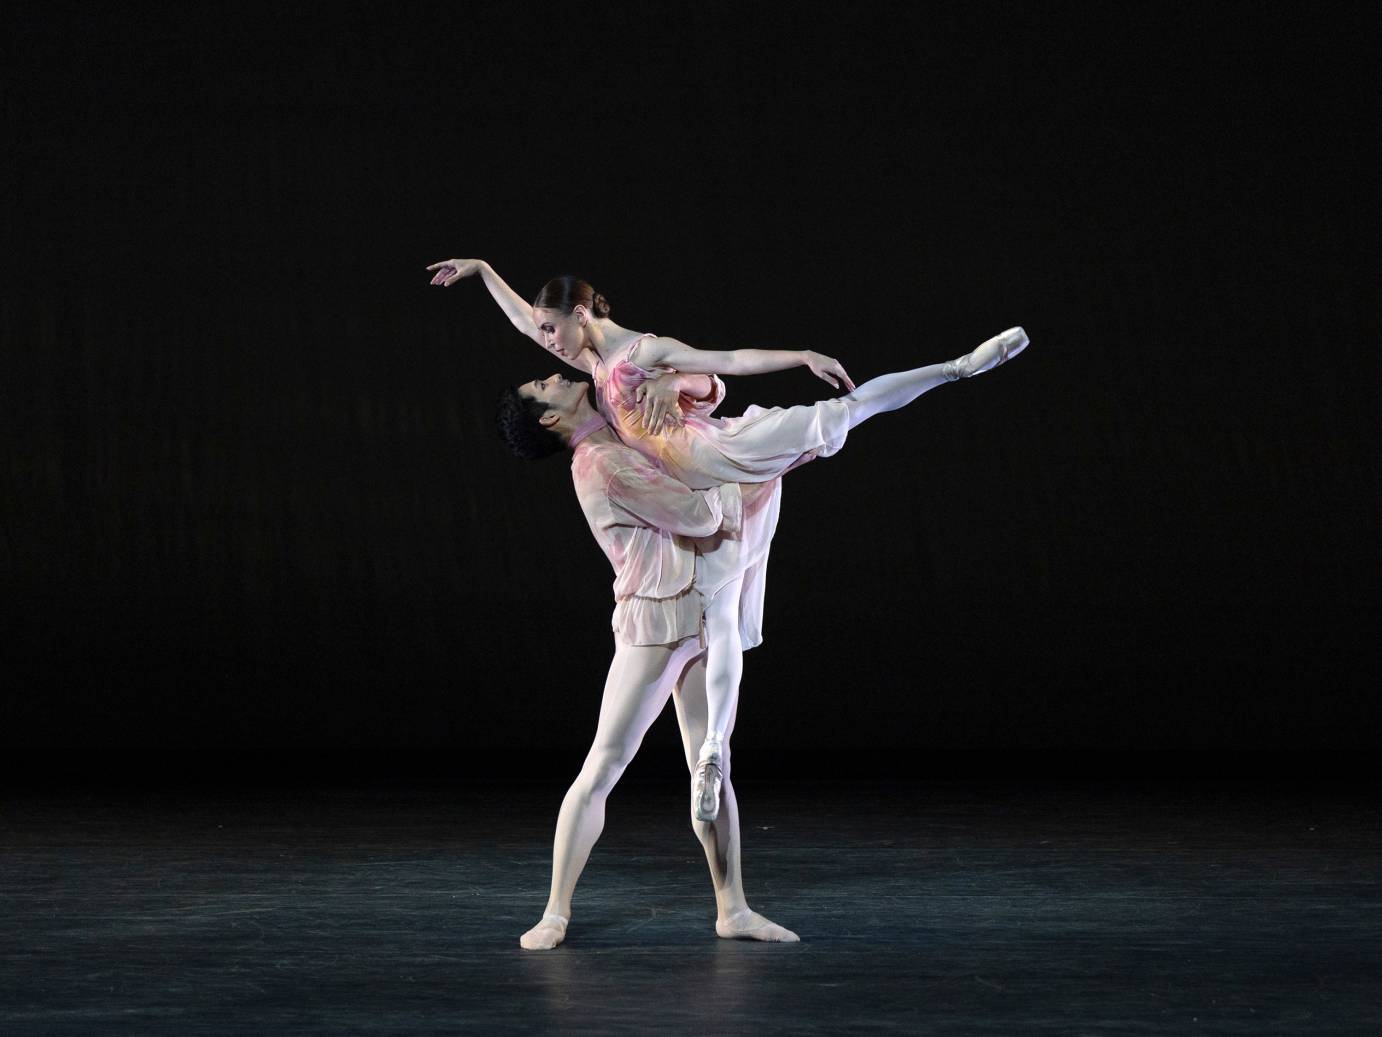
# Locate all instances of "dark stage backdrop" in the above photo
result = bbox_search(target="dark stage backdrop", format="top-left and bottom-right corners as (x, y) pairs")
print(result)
(4, 4), (1376, 782)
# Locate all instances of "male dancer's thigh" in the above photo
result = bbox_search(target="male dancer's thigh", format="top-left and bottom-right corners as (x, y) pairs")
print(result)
(586, 637), (698, 767)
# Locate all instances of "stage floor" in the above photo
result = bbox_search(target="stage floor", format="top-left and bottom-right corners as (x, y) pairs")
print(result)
(3, 777), (1379, 1034)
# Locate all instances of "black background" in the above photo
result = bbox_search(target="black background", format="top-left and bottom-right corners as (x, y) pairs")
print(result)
(4, 3), (1377, 782)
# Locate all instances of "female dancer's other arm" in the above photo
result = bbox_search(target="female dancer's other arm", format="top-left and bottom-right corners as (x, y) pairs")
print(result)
(634, 336), (855, 392)
(426, 258), (594, 374)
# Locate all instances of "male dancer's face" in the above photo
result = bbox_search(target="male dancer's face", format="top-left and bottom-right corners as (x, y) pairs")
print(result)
(518, 373), (589, 428)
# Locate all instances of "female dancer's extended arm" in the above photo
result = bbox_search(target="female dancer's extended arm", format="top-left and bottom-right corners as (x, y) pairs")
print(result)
(637, 336), (855, 391)
(425, 258), (593, 374)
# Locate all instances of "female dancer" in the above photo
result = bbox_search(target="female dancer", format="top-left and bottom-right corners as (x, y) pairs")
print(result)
(428, 258), (1027, 820)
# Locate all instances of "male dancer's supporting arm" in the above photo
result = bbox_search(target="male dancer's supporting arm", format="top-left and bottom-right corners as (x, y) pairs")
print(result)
(605, 466), (743, 540)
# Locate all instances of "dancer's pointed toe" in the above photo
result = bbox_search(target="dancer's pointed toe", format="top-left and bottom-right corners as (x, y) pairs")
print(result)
(998, 325), (1029, 360)
(692, 740), (723, 822)
(944, 326), (1031, 380)
(693, 757), (722, 822)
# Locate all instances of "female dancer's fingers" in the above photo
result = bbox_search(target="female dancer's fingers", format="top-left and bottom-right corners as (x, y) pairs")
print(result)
(837, 364), (856, 392)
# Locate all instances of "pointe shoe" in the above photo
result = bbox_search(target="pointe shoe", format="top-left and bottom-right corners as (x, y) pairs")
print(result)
(942, 326), (1029, 381)
(693, 746), (723, 822)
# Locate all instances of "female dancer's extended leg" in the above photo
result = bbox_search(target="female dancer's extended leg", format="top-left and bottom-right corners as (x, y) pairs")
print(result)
(672, 650), (798, 941)
(841, 326), (1030, 428)
(519, 638), (691, 950)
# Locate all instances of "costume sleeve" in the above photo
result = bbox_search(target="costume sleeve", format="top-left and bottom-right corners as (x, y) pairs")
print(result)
(681, 374), (726, 418)
(606, 467), (742, 538)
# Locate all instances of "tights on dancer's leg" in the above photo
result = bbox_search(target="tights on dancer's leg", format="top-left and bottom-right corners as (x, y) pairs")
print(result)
(840, 362), (950, 429)
(701, 573), (745, 751)
(672, 652), (798, 941)
(520, 640), (677, 950)
(840, 327), (1029, 427)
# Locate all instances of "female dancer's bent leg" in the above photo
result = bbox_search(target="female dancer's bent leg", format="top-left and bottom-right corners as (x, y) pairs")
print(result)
(694, 573), (744, 821)
(519, 638), (685, 950)
(672, 650), (799, 941)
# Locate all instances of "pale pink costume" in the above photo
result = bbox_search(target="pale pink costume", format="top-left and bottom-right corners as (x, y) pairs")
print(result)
(591, 333), (852, 625)
(592, 334), (852, 491)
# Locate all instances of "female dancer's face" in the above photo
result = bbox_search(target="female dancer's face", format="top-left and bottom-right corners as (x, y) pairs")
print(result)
(533, 307), (586, 361)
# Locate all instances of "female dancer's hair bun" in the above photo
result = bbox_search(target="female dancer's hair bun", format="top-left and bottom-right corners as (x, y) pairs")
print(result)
(535, 276), (610, 320)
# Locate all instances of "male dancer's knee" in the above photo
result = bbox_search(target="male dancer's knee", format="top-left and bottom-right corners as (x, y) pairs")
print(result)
(577, 745), (635, 801)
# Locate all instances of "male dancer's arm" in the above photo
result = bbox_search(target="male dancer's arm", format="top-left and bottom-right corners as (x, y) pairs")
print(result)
(633, 372), (723, 435)
(606, 466), (742, 539)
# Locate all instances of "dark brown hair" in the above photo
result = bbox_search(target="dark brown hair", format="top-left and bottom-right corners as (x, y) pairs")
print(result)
(533, 276), (610, 319)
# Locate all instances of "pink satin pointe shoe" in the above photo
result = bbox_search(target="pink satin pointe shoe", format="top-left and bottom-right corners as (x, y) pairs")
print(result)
(942, 326), (1029, 381)
(693, 741), (723, 822)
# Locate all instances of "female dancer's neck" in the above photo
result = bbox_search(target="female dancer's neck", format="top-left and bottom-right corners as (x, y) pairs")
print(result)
(585, 320), (640, 363)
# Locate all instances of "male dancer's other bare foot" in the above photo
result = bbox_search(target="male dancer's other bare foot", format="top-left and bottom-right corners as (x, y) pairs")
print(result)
(716, 907), (800, 942)
(519, 913), (569, 950)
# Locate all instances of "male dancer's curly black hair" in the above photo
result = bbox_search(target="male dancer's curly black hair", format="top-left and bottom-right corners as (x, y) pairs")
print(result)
(496, 386), (565, 460)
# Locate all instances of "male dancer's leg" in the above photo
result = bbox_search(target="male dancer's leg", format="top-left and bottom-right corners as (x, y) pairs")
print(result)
(519, 638), (684, 950)
(671, 651), (799, 942)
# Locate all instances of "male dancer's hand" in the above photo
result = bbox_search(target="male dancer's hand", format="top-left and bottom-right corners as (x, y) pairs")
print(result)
(634, 377), (687, 436)
(426, 259), (485, 285)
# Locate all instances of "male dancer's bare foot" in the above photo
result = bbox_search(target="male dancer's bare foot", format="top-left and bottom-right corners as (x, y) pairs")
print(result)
(716, 907), (800, 942)
(519, 913), (569, 950)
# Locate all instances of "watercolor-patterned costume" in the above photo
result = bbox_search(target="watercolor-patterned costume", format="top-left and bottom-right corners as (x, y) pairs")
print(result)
(592, 333), (852, 491)
(590, 332), (852, 645)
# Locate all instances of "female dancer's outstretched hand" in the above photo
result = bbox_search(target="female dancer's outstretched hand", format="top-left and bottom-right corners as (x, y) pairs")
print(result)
(804, 351), (856, 392)
(426, 259), (485, 286)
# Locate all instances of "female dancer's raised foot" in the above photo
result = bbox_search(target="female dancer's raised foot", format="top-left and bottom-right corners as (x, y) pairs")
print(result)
(693, 736), (724, 822)
(942, 326), (1029, 381)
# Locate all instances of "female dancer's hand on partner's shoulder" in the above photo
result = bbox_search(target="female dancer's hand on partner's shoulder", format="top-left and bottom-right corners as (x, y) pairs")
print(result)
(634, 377), (686, 436)
(803, 351), (856, 392)
(426, 258), (485, 285)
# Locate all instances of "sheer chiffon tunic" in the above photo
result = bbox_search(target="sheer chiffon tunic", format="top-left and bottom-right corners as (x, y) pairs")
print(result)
(588, 332), (852, 646)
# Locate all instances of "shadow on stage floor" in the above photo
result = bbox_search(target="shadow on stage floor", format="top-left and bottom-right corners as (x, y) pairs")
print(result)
(3, 777), (1379, 1034)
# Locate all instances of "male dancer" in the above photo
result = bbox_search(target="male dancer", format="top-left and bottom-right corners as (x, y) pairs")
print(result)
(497, 371), (798, 950)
